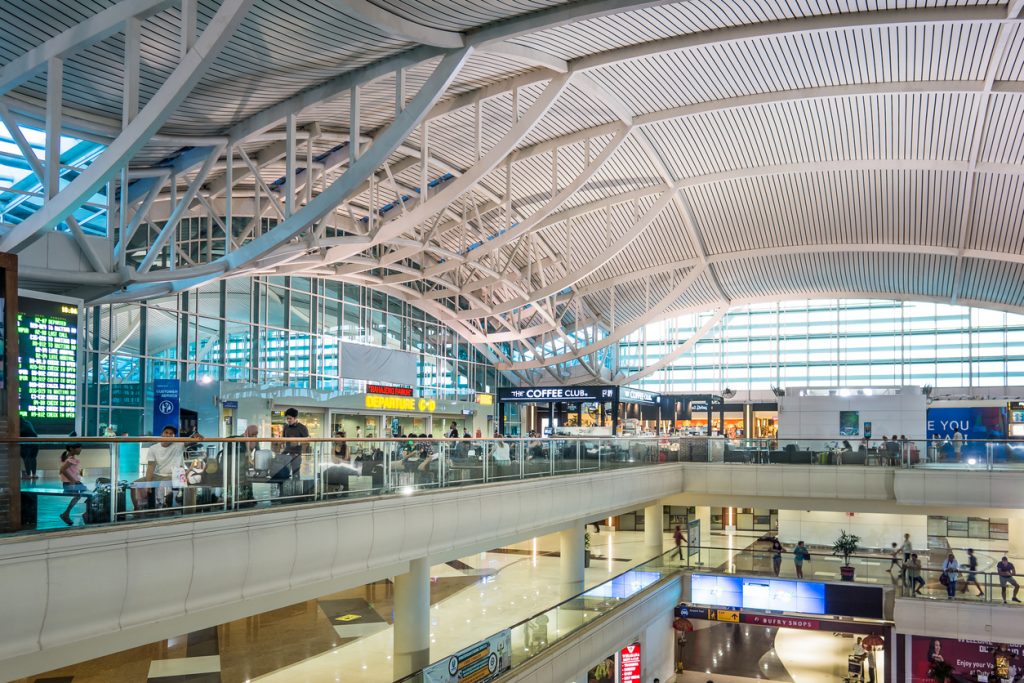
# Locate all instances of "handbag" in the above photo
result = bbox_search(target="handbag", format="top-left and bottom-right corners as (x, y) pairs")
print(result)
(940, 573), (950, 586)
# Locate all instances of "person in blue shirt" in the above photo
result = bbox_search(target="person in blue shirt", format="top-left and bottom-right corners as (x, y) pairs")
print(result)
(793, 541), (811, 578)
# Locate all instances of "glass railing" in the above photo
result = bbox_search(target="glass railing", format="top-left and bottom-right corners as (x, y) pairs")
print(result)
(3, 436), (689, 535)
(6, 433), (1023, 536)
(669, 542), (1023, 607)
(393, 547), (681, 683)
(715, 436), (1024, 469)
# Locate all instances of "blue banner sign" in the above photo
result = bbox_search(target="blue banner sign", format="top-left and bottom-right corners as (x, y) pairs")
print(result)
(152, 379), (181, 436)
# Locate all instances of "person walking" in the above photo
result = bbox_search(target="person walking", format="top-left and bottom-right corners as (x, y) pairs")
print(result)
(952, 427), (964, 462)
(672, 524), (685, 561)
(942, 553), (960, 599)
(57, 441), (86, 526)
(771, 536), (785, 576)
(907, 553), (925, 595)
(962, 548), (985, 597)
(997, 555), (1022, 603)
(793, 541), (811, 579)
(888, 542), (902, 573)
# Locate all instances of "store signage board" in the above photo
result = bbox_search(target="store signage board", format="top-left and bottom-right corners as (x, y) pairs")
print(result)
(476, 393), (494, 406)
(367, 383), (414, 397)
(17, 294), (80, 434)
(222, 400), (238, 409)
(619, 643), (641, 683)
(423, 629), (511, 683)
(498, 386), (615, 402)
(676, 605), (854, 633)
(619, 387), (659, 405)
(365, 395), (436, 412)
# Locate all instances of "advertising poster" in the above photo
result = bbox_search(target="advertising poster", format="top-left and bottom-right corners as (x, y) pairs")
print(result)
(619, 643), (641, 683)
(926, 407), (1009, 460)
(909, 636), (1023, 682)
(424, 630), (511, 683)
(687, 517), (700, 558)
(152, 378), (181, 436)
(587, 654), (615, 683)
(839, 410), (859, 436)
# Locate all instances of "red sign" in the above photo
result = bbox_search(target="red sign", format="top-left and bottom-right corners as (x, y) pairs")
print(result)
(619, 643), (641, 683)
(742, 614), (821, 630)
(366, 384), (413, 397)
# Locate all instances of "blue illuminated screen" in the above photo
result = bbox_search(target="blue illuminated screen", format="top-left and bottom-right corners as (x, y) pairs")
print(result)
(585, 570), (661, 599)
(690, 574), (743, 608)
(690, 574), (826, 615)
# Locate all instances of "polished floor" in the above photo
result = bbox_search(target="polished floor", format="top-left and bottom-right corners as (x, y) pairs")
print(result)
(678, 621), (886, 683)
(17, 527), (663, 683)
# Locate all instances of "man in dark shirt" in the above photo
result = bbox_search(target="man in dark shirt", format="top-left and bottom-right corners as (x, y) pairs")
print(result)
(997, 556), (1021, 603)
(282, 408), (309, 478)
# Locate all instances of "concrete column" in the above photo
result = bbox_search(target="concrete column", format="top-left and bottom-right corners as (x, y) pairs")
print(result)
(393, 557), (430, 678)
(561, 518), (586, 600)
(644, 503), (664, 558)
(1009, 515), (1024, 561)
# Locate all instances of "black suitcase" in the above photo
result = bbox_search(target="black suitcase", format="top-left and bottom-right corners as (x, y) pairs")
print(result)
(84, 479), (127, 523)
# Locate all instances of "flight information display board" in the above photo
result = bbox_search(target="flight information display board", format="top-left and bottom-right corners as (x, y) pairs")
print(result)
(17, 295), (79, 434)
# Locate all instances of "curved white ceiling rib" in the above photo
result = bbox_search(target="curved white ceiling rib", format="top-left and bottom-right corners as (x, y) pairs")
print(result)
(6, 0), (1024, 381)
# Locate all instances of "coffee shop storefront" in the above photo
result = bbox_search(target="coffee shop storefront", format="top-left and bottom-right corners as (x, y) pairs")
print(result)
(497, 385), (617, 436)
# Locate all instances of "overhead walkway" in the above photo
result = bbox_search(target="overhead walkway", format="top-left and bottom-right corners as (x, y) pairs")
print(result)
(4, 434), (1022, 678)
(0, 436), (685, 681)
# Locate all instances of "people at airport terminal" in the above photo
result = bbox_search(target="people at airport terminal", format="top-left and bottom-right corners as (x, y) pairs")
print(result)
(942, 553), (960, 599)
(770, 536), (785, 576)
(998, 556), (1022, 603)
(19, 418), (39, 480)
(57, 440), (85, 526)
(907, 554), (925, 594)
(962, 548), (985, 597)
(793, 540), (811, 578)
(888, 543), (901, 573)
(281, 407), (309, 479)
(129, 426), (206, 511)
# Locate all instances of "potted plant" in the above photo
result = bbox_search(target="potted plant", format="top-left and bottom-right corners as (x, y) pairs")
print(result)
(584, 531), (592, 568)
(832, 529), (860, 581)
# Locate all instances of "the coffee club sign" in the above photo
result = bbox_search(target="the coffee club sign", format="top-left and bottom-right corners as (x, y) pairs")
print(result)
(619, 387), (659, 405)
(498, 386), (616, 402)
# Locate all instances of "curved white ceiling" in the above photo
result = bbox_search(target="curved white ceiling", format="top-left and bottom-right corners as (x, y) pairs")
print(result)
(3, 0), (1024, 379)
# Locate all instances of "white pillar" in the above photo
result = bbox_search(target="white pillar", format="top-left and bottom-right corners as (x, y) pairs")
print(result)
(561, 519), (586, 600)
(644, 503), (664, 558)
(1009, 515), (1024, 561)
(393, 557), (430, 678)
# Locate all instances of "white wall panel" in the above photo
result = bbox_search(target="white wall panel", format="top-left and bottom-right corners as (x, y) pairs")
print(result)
(777, 509), (927, 550)
(895, 598), (1024, 644)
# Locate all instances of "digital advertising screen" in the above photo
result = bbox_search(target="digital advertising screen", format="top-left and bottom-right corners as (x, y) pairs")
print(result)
(691, 574), (743, 609)
(17, 294), (79, 435)
(740, 578), (825, 614)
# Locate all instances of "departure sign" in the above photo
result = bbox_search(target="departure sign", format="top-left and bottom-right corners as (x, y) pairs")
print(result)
(17, 296), (78, 434)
